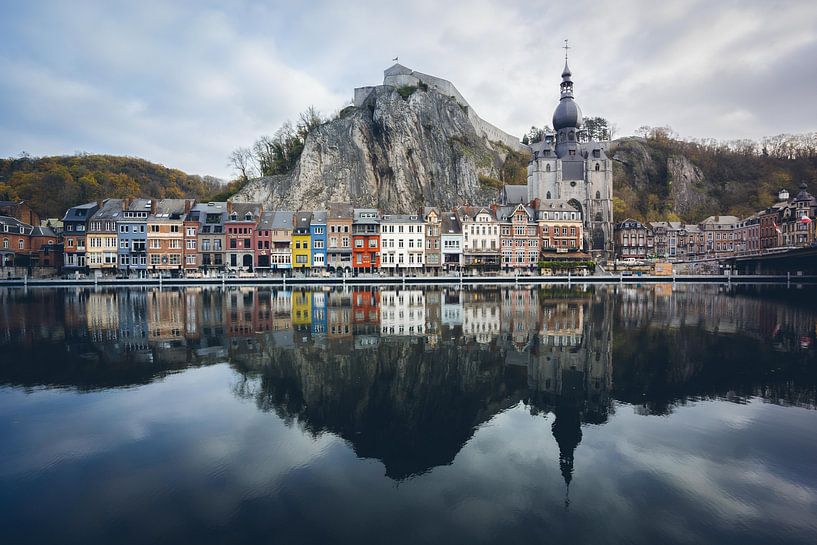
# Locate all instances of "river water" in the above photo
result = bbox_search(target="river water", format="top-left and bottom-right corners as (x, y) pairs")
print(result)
(1, 284), (816, 544)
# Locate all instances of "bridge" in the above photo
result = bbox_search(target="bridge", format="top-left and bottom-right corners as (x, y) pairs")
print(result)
(726, 246), (817, 276)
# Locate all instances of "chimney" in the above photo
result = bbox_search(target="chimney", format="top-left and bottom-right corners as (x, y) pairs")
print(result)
(227, 201), (234, 215)
(531, 197), (541, 210)
(122, 198), (130, 211)
(184, 199), (192, 214)
(150, 199), (157, 215)
(97, 200), (104, 209)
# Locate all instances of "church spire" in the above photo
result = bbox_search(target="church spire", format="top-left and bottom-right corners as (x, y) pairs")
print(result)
(560, 39), (574, 98)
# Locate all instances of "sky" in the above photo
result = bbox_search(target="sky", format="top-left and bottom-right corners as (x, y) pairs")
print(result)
(1, 0), (815, 180)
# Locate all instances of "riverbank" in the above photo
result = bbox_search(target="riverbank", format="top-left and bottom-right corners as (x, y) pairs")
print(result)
(2, 273), (815, 288)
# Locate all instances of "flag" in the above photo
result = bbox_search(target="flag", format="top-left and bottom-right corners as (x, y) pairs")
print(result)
(773, 221), (781, 234)
(800, 215), (813, 224)
(393, 56), (398, 62)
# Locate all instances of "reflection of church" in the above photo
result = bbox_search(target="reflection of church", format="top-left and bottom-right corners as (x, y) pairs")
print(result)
(504, 288), (614, 498)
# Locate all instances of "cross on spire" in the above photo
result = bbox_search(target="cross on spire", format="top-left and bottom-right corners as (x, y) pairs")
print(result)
(563, 39), (570, 60)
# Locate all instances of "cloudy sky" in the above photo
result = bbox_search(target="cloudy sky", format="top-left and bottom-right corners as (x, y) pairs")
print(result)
(1, 0), (815, 179)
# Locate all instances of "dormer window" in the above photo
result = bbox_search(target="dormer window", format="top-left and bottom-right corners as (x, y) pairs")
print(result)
(245, 213), (253, 221)
(230, 213), (237, 221)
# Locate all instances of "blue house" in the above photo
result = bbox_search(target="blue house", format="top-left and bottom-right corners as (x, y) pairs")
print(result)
(117, 198), (151, 276)
(310, 210), (327, 270)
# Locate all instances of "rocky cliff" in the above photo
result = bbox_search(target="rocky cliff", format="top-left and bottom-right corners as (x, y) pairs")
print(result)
(233, 86), (526, 212)
(610, 136), (817, 222)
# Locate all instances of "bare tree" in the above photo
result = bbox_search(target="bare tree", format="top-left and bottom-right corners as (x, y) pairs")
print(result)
(229, 146), (258, 182)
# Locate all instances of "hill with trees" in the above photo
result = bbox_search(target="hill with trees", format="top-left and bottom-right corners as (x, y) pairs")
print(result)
(611, 128), (817, 223)
(0, 154), (223, 219)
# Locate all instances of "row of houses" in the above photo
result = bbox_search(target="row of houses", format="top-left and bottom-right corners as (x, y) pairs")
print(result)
(615, 183), (817, 260)
(0, 201), (61, 269)
(37, 197), (587, 276)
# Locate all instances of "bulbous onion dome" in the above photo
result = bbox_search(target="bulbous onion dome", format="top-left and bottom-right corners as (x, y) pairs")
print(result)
(552, 60), (583, 131)
(553, 98), (583, 131)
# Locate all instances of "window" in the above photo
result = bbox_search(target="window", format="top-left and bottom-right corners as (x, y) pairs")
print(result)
(186, 227), (196, 237)
(545, 164), (551, 172)
(186, 240), (196, 250)
(18, 239), (24, 249)
(355, 239), (364, 248)
(150, 225), (160, 233)
(596, 190), (601, 199)
(595, 163), (600, 172)
(368, 238), (377, 248)
(546, 191), (551, 199)
(150, 239), (161, 249)
(230, 239), (237, 249)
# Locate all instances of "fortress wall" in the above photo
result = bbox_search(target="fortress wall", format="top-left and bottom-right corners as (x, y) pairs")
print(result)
(383, 74), (421, 88)
(353, 86), (377, 107)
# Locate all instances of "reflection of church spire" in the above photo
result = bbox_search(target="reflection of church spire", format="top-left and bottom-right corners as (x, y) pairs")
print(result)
(552, 406), (582, 508)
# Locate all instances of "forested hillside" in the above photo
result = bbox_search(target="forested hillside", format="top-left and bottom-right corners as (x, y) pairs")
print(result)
(611, 129), (817, 223)
(0, 154), (223, 218)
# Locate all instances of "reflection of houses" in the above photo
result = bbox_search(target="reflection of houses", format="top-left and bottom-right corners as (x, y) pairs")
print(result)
(462, 292), (501, 344)
(380, 290), (425, 337)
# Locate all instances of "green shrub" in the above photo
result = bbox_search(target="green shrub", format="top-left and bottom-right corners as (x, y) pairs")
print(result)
(397, 85), (417, 100)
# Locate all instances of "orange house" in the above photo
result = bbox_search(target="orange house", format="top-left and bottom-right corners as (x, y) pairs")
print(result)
(352, 208), (380, 273)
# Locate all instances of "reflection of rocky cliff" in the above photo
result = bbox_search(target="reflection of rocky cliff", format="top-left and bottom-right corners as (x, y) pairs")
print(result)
(235, 337), (526, 480)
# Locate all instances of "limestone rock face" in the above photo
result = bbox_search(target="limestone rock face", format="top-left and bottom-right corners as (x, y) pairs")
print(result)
(234, 86), (512, 212)
(666, 155), (707, 219)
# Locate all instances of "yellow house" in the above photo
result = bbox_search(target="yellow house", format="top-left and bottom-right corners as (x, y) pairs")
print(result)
(292, 211), (312, 269)
(87, 199), (123, 272)
(291, 291), (312, 327)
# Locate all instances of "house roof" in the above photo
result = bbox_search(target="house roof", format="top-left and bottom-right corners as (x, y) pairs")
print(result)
(271, 210), (295, 229)
(500, 185), (528, 205)
(90, 199), (124, 221)
(61, 202), (99, 222)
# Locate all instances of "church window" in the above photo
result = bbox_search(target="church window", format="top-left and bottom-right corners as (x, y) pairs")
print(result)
(570, 181), (577, 187)
(545, 164), (551, 172)
(596, 191), (601, 199)
(595, 163), (600, 172)
(568, 131), (575, 141)
(546, 191), (551, 199)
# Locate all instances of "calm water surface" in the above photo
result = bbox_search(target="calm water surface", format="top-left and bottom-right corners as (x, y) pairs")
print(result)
(1, 284), (816, 545)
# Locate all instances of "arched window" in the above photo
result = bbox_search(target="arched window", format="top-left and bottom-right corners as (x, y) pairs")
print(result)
(18, 240), (24, 249)
(596, 191), (601, 199)
(595, 163), (600, 171)
(545, 164), (551, 172)
(2, 238), (7, 249)
(568, 131), (575, 141)
(546, 191), (551, 199)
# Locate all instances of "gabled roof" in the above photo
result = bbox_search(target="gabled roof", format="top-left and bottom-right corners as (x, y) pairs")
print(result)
(226, 202), (262, 220)
(271, 210), (295, 230)
(441, 212), (462, 234)
(311, 210), (328, 224)
(328, 203), (353, 219)
(500, 185), (528, 205)
(62, 202), (99, 222)
(149, 199), (189, 220)
(90, 199), (124, 221)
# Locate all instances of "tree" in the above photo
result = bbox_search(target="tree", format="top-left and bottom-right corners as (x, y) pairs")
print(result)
(523, 126), (550, 145)
(584, 116), (611, 141)
(229, 147), (257, 183)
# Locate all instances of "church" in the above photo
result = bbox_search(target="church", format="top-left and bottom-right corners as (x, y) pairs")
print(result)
(519, 56), (614, 259)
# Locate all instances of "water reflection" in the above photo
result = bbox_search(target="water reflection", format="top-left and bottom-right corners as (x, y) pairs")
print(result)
(1, 284), (815, 483)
